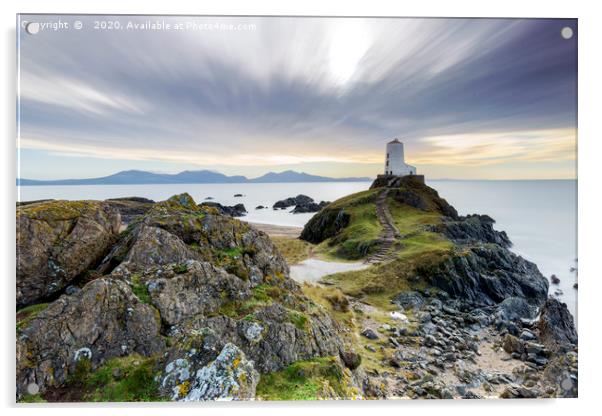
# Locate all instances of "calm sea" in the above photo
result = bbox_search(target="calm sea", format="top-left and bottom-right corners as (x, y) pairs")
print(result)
(18, 180), (577, 318)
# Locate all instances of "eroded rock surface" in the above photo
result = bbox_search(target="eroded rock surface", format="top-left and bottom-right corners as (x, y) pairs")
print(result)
(16, 278), (165, 397)
(17, 200), (121, 306)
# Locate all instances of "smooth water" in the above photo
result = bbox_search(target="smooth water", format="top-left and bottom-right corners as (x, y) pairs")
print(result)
(18, 179), (577, 317)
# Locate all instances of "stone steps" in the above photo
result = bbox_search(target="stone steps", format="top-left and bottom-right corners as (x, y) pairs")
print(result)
(365, 188), (402, 264)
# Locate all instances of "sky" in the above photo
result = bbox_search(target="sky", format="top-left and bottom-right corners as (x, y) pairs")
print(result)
(17, 16), (577, 180)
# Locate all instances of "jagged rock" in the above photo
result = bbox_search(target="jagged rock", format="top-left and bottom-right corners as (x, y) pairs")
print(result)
(100, 193), (289, 284)
(273, 194), (314, 209)
(433, 214), (511, 247)
(392, 291), (425, 311)
(16, 200), (121, 306)
(162, 343), (259, 401)
(424, 245), (548, 307)
(16, 278), (165, 398)
(300, 208), (351, 244)
(105, 197), (155, 224)
(167, 302), (344, 374)
(291, 201), (329, 213)
(136, 261), (252, 326)
(537, 298), (578, 350)
(199, 202), (247, 217)
(108, 225), (201, 272)
(502, 334), (524, 354)
(339, 350), (362, 370)
(499, 297), (538, 322)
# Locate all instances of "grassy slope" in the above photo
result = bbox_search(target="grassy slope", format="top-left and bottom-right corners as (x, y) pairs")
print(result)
(320, 191), (454, 309)
(315, 189), (382, 260)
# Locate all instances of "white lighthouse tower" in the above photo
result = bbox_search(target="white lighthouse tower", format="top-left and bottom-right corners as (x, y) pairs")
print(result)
(384, 139), (416, 176)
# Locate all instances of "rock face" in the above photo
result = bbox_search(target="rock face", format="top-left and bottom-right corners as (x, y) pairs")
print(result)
(162, 343), (259, 401)
(431, 214), (511, 248)
(300, 209), (351, 244)
(16, 278), (165, 397)
(537, 298), (578, 349)
(102, 194), (289, 284)
(137, 261), (252, 326)
(105, 197), (155, 225)
(424, 245), (548, 307)
(16, 200), (121, 306)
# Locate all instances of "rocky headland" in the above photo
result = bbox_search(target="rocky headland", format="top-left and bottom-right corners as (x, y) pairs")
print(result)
(16, 177), (577, 402)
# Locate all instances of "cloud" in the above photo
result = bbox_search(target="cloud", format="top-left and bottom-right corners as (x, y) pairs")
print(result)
(17, 15), (577, 178)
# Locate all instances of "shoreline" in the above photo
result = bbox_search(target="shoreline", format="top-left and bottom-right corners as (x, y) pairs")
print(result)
(246, 221), (303, 238)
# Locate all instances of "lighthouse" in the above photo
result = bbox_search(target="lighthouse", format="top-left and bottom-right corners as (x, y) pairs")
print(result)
(384, 139), (416, 176)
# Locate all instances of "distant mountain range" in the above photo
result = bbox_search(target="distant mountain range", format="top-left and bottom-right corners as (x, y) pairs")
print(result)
(17, 170), (371, 186)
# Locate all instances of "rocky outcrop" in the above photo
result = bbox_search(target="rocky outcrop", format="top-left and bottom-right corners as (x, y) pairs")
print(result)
(132, 261), (252, 326)
(101, 193), (289, 284)
(16, 200), (121, 306)
(16, 192), (348, 402)
(16, 278), (165, 398)
(105, 197), (155, 225)
(273, 194), (330, 213)
(300, 209), (351, 244)
(431, 214), (511, 248)
(199, 202), (247, 217)
(168, 302), (344, 374)
(423, 245), (548, 307)
(370, 175), (458, 219)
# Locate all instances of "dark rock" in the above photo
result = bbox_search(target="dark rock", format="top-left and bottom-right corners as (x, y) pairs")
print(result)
(499, 296), (538, 322)
(291, 201), (329, 214)
(550, 274), (560, 284)
(273, 194), (314, 209)
(392, 291), (425, 311)
(537, 298), (578, 350)
(462, 391), (483, 399)
(199, 202), (247, 217)
(423, 244), (549, 307)
(339, 350), (362, 370)
(433, 214), (511, 248)
(105, 197), (155, 224)
(233, 194), (244, 197)
(519, 329), (537, 341)
(17, 200), (121, 306)
(300, 208), (351, 244)
(361, 328), (379, 340)
(573, 283), (578, 289)
(255, 205), (265, 210)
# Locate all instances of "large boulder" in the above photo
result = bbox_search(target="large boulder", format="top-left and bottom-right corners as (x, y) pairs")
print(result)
(16, 278), (165, 398)
(161, 343), (259, 401)
(537, 298), (578, 350)
(16, 200), (121, 306)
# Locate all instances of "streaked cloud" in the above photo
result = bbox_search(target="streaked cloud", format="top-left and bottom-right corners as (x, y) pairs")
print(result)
(17, 16), (577, 179)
